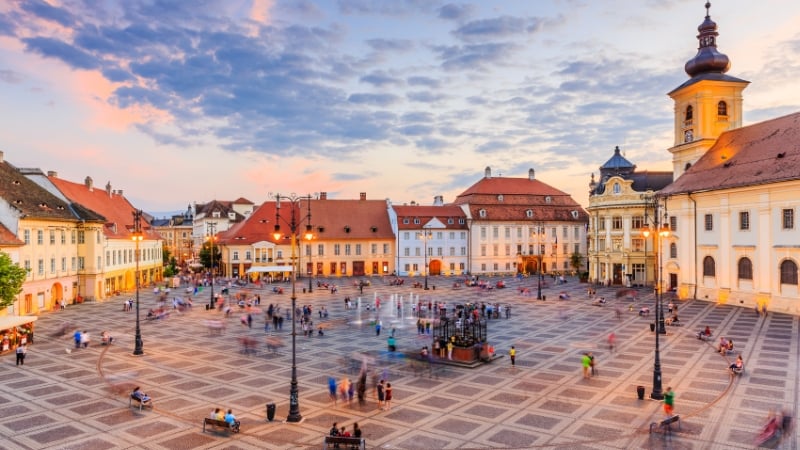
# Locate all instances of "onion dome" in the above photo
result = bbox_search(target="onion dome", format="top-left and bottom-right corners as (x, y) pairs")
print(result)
(684, 2), (731, 77)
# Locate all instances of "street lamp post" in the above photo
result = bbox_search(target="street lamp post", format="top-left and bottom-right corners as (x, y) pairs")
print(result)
(535, 223), (544, 300)
(306, 199), (313, 293)
(131, 209), (144, 356)
(422, 227), (430, 290)
(272, 193), (313, 423)
(643, 197), (670, 400)
(208, 222), (217, 309)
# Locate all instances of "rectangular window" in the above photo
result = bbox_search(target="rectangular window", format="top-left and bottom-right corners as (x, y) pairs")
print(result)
(404, 264), (410, 272)
(492, 245), (498, 256)
(371, 244), (377, 254)
(480, 245), (486, 257)
(355, 244), (361, 256)
(404, 247), (410, 257)
(415, 247), (421, 257)
(383, 244), (389, 254)
(562, 227), (568, 238)
(562, 243), (568, 255)
(631, 216), (643, 229)
(245, 251), (251, 260)
(551, 228), (557, 238)
(599, 218), (606, 231)
(318, 244), (325, 256)
(330, 262), (337, 274)
(24, 259), (31, 274)
(612, 216), (622, 230)
(492, 227), (499, 239)
(340, 262), (346, 275)
(480, 227), (486, 239)
(739, 211), (750, 231)
(632, 238), (644, 252)
(449, 247), (455, 256)
(403, 232), (409, 240)
(551, 244), (558, 256)
(23, 229), (30, 244)
(71, 230), (76, 244)
(435, 231), (442, 240)
(669, 216), (678, 233)
(49, 230), (56, 245)
(574, 226), (580, 239)
(574, 243), (580, 254)
(598, 238), (606, 251)
(783, 209), (794, 230)
(38, 259), (44, 274)
(437, 247), (443, 256)
(61, 257), (67, 271)
(50, 258), (56, 273)
(334, 244), (341, 256)
(505, 244), (511, 256)
(493, 263), (498, 271)
(61, 230), (66, 244)
(517, 227), (522, 238)
(461, 247), (466, 256)
(71, 257), (76, 270)
(37, 230), (43, 245)
(233, 251), (239, 261)
(449, 231), (455, 240)
(344, 244), (351, 256)
(670, 243), (677, 259)
(505, 227), (511, 239)
(412, 263), (418, 272)
(704, 214), (713, 231)
(78, 230), (85, 244)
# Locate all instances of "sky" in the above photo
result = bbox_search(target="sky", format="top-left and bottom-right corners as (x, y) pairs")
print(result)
(2, 0), (800, 218)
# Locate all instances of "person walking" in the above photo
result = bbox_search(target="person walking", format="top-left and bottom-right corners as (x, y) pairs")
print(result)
(80, 330), (90, 348)
(581, 352), (591, 379)
(376, 379), (385, 409)
(663, 386), (676, 416)
(15, 344), (26, 366)
(509, 346), (516, 366)
(588, 352), (597, 376)
(73, 329), (82, 349)
(385, 382), (393, 410)
(608, 332), (616, 352)
(446, 338), (454, 360)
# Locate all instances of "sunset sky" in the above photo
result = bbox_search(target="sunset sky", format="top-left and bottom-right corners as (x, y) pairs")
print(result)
(2, 1), (799, 217)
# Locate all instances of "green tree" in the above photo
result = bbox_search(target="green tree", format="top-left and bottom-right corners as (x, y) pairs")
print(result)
(0, 252), (27, 309)
(570, 251), (584, 274)
(198, 241), (221, 270)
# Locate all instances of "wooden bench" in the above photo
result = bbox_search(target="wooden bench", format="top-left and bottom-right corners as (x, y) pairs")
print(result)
(322, 435), (365, 449)
(129, 394), (152, 411)
(649, 415), (681, 436)
(203, 417), (239, 433)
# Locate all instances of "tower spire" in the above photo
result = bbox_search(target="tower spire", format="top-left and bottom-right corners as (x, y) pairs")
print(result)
(684, 1), (731, 77)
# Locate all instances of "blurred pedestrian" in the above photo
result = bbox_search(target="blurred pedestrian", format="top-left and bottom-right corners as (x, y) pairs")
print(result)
(664, 387), (675, 416)
(15, 344), (26, 366)
(509, 346), (516, 366)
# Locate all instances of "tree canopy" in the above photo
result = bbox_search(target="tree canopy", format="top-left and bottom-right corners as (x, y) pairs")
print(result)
(0, 252), (27, 309)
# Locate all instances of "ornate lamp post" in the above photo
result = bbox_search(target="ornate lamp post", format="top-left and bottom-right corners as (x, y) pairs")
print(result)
(535, 223), (544, 300)
(643, 197), (670, 400)
(207, 222), (217, 309)
(272, 192), (313, 423)
(131, 209), (144, 356)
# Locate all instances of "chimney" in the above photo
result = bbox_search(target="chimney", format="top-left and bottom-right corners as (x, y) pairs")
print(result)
(85, 176), (93, 191)
(47, 171), (57, 177)
(319, 192), (327, 200)
(106, 181), (112, 196)
(433, 195), (444, 206)
(117, 190), (123, 196)
(0, 151), (3, 163)
(529, 168), (535, 180)
(360, 192), (366, 201)
(485, 166), (491, 178)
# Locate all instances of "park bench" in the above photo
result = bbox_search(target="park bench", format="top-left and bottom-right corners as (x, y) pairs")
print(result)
(129, 394), (152, 411)
(203, 417), (239, 434)
(650, 415), (681, 436)
(322, 435), (365, 449)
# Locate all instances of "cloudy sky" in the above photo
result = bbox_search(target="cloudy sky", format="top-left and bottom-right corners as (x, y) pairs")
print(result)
(2, 0), (799, 216)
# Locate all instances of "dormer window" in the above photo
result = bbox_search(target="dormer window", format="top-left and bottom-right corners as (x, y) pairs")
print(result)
(545, 196), (552, 204)
(212, 211), (221, 218)
(458, 218), (465, 224)
(447, 218), (454, 224)
(479, 209), (487, 218)
(526, 209), (533, 218)
(571, 211), (579, 219)
(497, 194), (504, 202)
(403, 218), (409, 224)
(612, 183), (621, 195)
(413, 218), (420, 224)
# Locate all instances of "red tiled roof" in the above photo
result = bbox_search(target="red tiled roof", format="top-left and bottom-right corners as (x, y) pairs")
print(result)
(661, 111), (800, 195)
(456, 176), (568, 198)
(218, 199), (394, 244)
(0, 223), (24, 246)
(232, 197), (254, 205)
(49, 177), (157, 239)
(392, 204), (467, 230)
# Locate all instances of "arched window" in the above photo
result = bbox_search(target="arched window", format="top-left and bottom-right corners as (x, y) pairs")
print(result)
(685, 105), (693, 121)
(738, 257), (753, 280)
(612, 183), (621, 194)
(780, 259), (798, 285)
(669, 242), (677, 259)
(703, 256), (715, 277)
(717, 101), (727, 116)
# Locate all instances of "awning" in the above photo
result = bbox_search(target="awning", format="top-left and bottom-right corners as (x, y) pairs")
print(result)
(246, 266), (294, 274)
(0, 315), (38, 330)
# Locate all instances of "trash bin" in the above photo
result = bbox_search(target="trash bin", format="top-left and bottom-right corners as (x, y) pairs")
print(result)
(205, 304), (210, 310)
(650, 323), (656, 332)
(266, 403), (276, 421)
(637, 386), (645, 400)
(302, 288), (306, 293)
(542, 295), (546, 301)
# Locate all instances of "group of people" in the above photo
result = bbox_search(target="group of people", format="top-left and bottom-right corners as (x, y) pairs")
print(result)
(209, 407), (240, 432)
(717, 337), (735, 355)
(329, 421), (362, 440)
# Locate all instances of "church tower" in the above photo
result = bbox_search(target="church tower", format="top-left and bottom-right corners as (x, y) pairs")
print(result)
(667, 2), (749, 179)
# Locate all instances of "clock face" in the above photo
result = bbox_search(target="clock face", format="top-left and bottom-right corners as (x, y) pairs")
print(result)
(684, 129), (693, 142)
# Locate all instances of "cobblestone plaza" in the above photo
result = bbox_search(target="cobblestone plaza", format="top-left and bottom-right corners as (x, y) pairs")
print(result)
(1, 276), (796, 449)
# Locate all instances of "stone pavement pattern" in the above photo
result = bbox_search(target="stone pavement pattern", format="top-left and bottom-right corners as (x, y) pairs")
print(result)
(0, 276), (797, 449)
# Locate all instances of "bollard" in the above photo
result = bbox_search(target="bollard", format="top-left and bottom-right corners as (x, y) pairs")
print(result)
(266, 403), (276, 421)
(637, 386), (645, 400)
